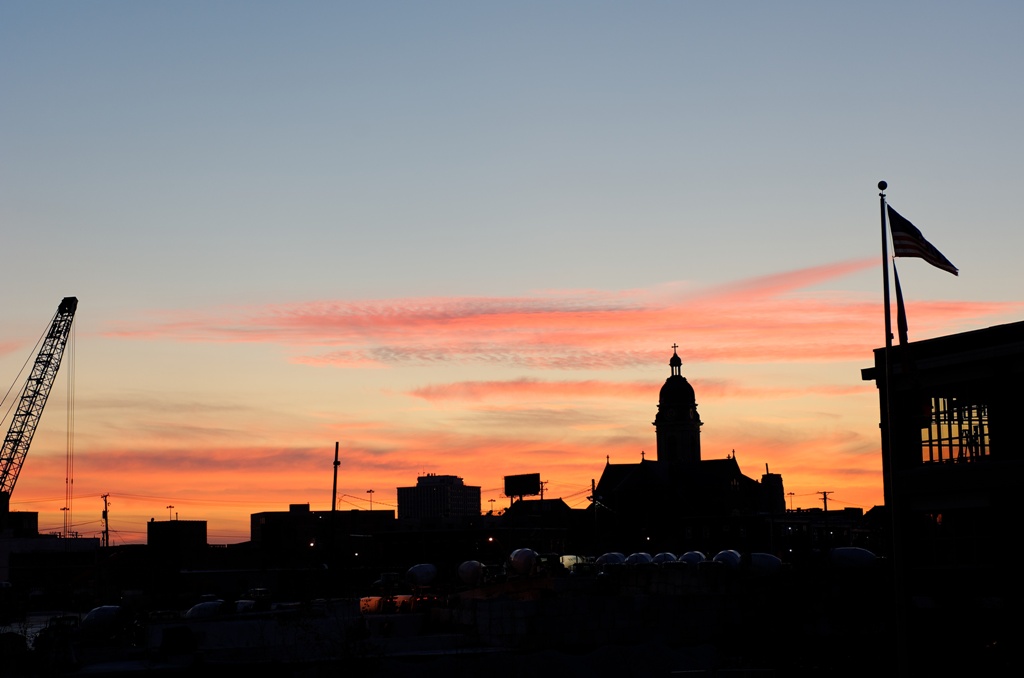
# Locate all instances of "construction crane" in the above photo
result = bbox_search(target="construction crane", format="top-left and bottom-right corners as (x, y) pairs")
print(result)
(0, 297), (78, 503)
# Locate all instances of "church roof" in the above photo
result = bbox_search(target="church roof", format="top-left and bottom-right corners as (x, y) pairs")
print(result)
(593, 456), (759, 518)
(659, 374), (695, 405)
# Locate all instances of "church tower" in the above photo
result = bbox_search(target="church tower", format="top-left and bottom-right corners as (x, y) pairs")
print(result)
(654, 345), (702, 464)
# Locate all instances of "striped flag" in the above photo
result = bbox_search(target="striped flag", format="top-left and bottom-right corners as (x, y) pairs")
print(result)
(893, 262), (910, 345)
(887, 205), (958, 276)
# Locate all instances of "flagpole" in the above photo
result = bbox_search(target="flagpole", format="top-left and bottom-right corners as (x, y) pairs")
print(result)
(878, 179), (907, 675)
(880, 180), (892, 350)
(878, 179), (893, 508)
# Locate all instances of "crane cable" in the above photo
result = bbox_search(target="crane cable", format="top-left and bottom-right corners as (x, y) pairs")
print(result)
(1, 310), (55, 425)
(64, 321), (76, 540)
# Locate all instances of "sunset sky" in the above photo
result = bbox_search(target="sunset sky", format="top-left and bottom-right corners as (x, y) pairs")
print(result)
(3, 2), (1023, 545)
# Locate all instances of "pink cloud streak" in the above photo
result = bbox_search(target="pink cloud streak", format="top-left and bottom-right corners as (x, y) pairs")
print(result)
(103, 259), (1023, 368)
(406, 378), (873, 402)
(0, 340), (24, 357)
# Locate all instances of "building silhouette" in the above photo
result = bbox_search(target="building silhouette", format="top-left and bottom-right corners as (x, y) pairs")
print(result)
(250, 502), (394, 551)
(397, 473), (481, 524)
(863, 319), (1024, 671)
(590, 347), (785, 554)
(654, 345), (703, 464)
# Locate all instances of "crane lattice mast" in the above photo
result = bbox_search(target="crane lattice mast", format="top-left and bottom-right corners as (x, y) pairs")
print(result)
(0, 297), (78, 499)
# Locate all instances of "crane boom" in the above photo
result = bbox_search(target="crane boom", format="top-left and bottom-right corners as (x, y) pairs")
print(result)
(0, 297), (78, 498)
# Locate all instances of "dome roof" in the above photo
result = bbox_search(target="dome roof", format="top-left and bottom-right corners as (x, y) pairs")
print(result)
(659, 374), (695, 405)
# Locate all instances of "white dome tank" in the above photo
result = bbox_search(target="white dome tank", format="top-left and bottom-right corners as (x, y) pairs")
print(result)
(595, 552), (626, 566)
(750, 552), (783, 574)
(712, 550), (742, 569)
(406, 563), (438, 586)
(829, 547), (877, 568)
(509, 548), (537, 575)
(458, 560), (485, 585)
(679, 551), (706, 565)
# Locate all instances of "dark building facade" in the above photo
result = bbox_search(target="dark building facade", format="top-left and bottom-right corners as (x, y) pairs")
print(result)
(862, 320), (1024, 671)
(250, 503), (395, 549)
(397, 474), (481, 523)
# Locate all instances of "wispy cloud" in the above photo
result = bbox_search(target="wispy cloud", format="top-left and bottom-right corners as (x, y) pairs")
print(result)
(104, 259), (1023, 369)
(405, 378), (873, 402)
(0, 340), (24, 358)
(407, 379), (653, 401)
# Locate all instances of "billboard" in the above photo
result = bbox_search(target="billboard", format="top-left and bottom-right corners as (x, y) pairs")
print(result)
(504, 472), (541, 498)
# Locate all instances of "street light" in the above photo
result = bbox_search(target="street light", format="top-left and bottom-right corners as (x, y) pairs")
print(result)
(166, 505), (174, 520)
(488, 498), (496, 514)
(366, 489), (374, 511)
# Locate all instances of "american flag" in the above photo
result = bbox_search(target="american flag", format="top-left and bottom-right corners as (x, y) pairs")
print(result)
(887, 205), (958, 276)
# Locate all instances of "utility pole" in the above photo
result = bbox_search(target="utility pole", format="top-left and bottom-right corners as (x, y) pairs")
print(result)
(332, 442), (340, 512)
(590, 478), (597, 531)
(818, 491), (835, 549)
(101, 494), (110, 548)
(787, 492), (795, 511)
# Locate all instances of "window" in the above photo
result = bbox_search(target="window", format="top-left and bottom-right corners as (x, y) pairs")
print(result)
(921, 397), (989, 463)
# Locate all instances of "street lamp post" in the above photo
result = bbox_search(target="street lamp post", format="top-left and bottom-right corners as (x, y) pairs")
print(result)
(167, 505), (174, 521)
(366, 489), (374, 511)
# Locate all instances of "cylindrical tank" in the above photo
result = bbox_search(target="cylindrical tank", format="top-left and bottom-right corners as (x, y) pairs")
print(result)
(406, 563), (438, 586)
(679, 551), (706, 565)
(750, 552), (783, 574)
(457, 560), (485, 585)
(829, 547), (877, 568)
(595, 552), (626, 566)
(509, 548), (537, 575)
(712, 549), (742, 569)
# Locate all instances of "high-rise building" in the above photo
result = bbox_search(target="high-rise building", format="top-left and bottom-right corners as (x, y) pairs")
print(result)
(397, 474), (481, 521)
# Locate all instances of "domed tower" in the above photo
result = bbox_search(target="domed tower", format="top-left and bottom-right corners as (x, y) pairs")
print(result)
(654, 345), (702, 464)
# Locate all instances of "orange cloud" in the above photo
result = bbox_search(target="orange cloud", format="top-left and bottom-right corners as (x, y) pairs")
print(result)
(14, 407), (886, 543)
